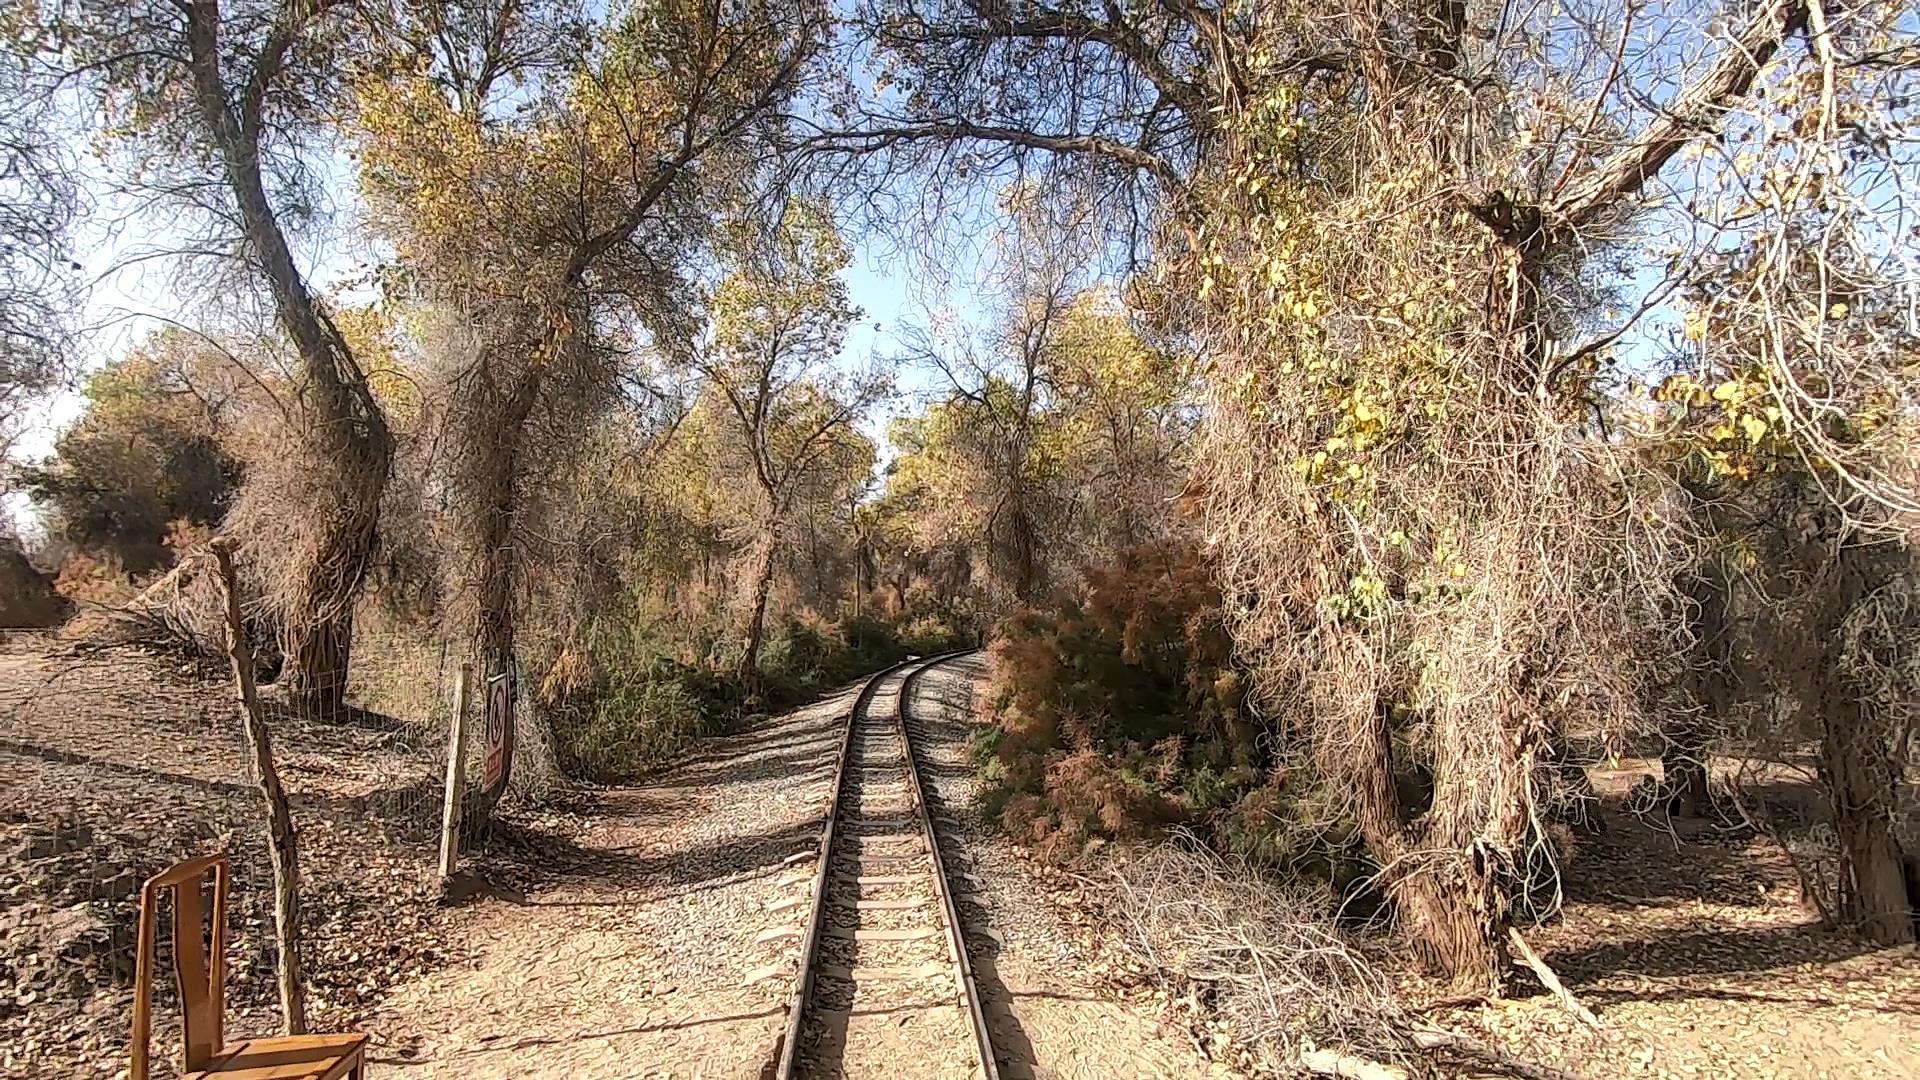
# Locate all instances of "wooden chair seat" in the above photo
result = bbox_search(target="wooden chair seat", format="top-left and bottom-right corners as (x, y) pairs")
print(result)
(184, 1033), (368, 1080)
(131, 853), (366, 1080)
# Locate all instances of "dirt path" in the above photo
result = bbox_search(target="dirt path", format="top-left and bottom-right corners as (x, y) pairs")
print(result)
(0, 642), (451, 1078)
(368, 660), (1229, 1080)
(1448, 763), (1920, 1080)
(366, 685), (862, 1079)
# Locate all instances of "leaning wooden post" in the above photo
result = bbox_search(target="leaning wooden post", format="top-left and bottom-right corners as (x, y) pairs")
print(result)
(439, 662), (474, 883)
(209, 539), (308, 1035)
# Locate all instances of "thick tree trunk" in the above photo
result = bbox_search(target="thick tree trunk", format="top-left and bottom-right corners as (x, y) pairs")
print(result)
(1346, 691), (1507, 990)
(182, 5), (391, 720)
(1810, 544), (1919, 943)
(466, 366), (543, 807)
(280, 604), (355, 718)
(1820, 673), (1917, 943)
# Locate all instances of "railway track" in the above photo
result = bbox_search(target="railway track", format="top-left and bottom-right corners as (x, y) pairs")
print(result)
(776, 654), (998, 1080)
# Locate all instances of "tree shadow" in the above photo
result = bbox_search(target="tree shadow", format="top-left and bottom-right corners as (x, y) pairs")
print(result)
(672, 730), (840, 771)
(470, 811), (824, 897)
(1549, 922), (1894, 985)
(0, 736), (442, 839)
(385, 1004), (788, 1063)
(642, 742), (838, 790)
(1558, 807), (1782, 911)
(1580, 979), (1920, 1016)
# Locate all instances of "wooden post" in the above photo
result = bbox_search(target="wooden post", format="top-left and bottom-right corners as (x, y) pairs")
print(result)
(439, 663), (474, 882)
(209, 539), (307, 1035)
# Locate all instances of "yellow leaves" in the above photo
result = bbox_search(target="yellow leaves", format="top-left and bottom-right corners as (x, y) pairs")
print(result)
(1829, 302), (1849, 319)
(1740, 414), (1769, 443)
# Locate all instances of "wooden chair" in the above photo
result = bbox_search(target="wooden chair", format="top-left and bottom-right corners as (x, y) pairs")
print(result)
(131, 853), (367, 1080)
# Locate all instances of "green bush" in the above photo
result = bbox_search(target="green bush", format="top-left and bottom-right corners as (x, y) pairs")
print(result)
(550, 655), (747, 782)
(552, 607), (938, 782)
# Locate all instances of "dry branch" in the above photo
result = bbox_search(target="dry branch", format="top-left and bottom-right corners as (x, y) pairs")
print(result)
(210, 538), (307, 1035)
(1506, 927), (1600, 1029)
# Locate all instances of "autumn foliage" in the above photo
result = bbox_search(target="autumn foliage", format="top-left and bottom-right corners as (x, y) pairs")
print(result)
(981, 543), (1346, 866)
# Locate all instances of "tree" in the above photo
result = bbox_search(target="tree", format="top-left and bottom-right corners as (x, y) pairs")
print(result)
(841, 0), (1872, 987)
(20, 330), (245, 574)
(0, 45), (79, 462)
(356, 0), (826, 793)
(1648, 237), (1920, 942)
(33, 0), (395, 714)
(698, 200), (884, 682)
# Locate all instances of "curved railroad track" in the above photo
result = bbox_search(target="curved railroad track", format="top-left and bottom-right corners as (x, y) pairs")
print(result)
(775, 653), (998, 1080)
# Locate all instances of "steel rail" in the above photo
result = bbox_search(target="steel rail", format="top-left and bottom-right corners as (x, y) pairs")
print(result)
(897, 654), (1000, 1080)
(773, 650), (994, 1080)
(773, 656), (921, 1078)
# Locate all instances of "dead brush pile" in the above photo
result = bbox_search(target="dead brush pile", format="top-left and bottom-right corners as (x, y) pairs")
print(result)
(1101, 840), (1581, 1080)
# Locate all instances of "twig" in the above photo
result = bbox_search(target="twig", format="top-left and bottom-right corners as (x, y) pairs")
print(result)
(1506, 926), (1600, 1029)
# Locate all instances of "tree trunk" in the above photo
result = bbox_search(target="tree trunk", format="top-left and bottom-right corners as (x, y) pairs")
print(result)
(210, 541), (307, 1034)
(280, 606), (355, 718)
(1669, 570), (1735, 816)
(1820, 673), (1917, 943)
(466, 366), (543, 807)
(1346, 690), (1507, 990)
(1810, 543), (1919, 943)
(182, 5), (391, 720)
(740, 531), (779, 687)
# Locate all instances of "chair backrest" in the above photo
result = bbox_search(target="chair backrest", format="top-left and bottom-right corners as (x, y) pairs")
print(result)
(130, 853), (229, 1080)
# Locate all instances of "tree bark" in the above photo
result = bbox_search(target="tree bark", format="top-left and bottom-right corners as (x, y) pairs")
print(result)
(281, 609), (355, 718)
(1808, 541), (1918, 943)
(1822, 699), (1916, 943)
(739, 529), (779, 687)
(210, 540), (307, 1034)
(1669, 571), (1734, 816)
(466, 364), (544, 807)
(1345, 689), (1507, 990)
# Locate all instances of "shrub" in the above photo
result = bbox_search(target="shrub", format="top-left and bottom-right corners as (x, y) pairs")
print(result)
(981, 541), (1348, 872)
(900, 612), (973, 655)
(551, 656), (740, 782)
(0, 534), (67, 628)
(551, 606), (929, 781)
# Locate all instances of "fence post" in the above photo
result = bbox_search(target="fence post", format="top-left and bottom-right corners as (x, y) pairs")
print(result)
(439, 662), (474, 883)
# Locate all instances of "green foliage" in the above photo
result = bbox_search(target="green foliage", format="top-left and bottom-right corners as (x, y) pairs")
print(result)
(548, 603), (942, 782)
(551, 652), (748, 783)
(19, 333), (242, 574)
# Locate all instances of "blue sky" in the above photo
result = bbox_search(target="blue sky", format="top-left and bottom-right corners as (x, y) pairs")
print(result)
(1, 159), (1002, 529)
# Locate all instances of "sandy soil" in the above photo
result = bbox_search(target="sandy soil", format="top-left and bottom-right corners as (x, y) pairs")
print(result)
(364, 685), (862, 1079)
(367, 658), (1231, 1080)
(0, 640), (452, 1079)
(1445, 763), (1920, 1079)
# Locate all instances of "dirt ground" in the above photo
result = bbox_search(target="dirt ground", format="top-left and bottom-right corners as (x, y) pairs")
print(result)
(0, 638), (453, 1078)
(364, 684), (855, 1079)
(366, 658), (1224, 1080)
(1441, 764), (1920, 1080)
(5, 638), (1913, 1080)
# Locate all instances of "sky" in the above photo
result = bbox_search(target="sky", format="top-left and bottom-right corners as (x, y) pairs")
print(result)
(1, 153), (1005, 530)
